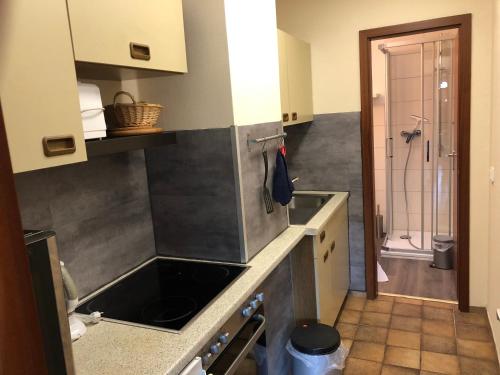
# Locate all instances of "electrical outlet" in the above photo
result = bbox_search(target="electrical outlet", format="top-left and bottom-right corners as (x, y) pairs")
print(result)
(497, 308), (500, 321)
(490, 166), (495, 184)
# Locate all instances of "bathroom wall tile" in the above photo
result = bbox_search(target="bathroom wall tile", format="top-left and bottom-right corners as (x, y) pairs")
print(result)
(15, 151), (156, 296)
(391, 99), (433, 126)
(236, 122), (288, 261)
(374, 147), (386, 170)
(373, 104), (385, 126)
(375, 190), (387, 220)
(390, 76), (433, 103)
(286, 112), (365, 290)
(146, 128), (242, 262)
(373, 125), (386, 148)
(375, 170), (386, 191)
(390, 52), (433, 80)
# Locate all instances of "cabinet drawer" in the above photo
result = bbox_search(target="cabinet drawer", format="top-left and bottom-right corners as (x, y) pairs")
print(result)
(67, 0), (187, 73)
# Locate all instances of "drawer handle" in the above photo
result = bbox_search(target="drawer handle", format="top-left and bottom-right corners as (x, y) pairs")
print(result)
(42, 136), (76, 157)
(330, 240), (336, 253)
(130, 42), (151, 61)
(292, 112), (298, 121)
(320, 231), (326, 243)
(323, 250), (329, 263)
(282, 113), (289, 122)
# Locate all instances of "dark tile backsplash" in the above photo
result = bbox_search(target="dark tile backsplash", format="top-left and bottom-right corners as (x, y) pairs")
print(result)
(146, 128), (242, 262)
(236, 122), (288, 261)
(15, 151), (156, 297)
(286, 112), (365, 291)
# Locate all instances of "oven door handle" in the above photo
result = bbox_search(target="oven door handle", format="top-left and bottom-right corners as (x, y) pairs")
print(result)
(222, 314), (266, 375)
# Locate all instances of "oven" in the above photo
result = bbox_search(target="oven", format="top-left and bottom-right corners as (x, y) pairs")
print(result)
(183, 291), (266, 375)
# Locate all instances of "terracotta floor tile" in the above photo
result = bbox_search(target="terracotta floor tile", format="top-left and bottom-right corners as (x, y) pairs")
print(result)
(423, 300), (458, 310)
(454, 310), (489, 327)
(366, 299), (394, 314)
(339, 309), (361, 325)
(422, 306), (454, 322)
(345, 295), (366, 311)
(361, 311), (392, 328)
(422, 320), (455, 338)
(391, 315), (422, 333)
(355, 325), (388, 344)
(384, 346), (420, 369)
(343, 339), (353, 351)
(459, 356), (500, 375)
(421, 351), (460, 374)
(336, 322), (358, 339)
(456, 322), (493, 342)
(456, 338), (498, 361)
(421, 334), (456, 355)
(395, 297), (423, 306)
(350, 341), (386, 362)
(387, 329), (421, 350)
(344, 357), (382, 375)
(393, 303), (423, 318)
(419, 372), (446, 375)
(377, 294), (395, 302)
(381, 365), (419, 374)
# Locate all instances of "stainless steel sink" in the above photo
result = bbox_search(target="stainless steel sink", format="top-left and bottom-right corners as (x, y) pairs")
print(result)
(288, 193), (334, 225)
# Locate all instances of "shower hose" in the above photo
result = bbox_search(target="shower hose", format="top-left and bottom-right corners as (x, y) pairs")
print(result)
(402, 139), (421, 250)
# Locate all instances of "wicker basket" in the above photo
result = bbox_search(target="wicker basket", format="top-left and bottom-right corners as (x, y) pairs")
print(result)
(112, 91), (163, 128)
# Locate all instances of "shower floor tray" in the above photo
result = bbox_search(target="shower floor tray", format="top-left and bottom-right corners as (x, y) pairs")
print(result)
(382, 230), (433, 260)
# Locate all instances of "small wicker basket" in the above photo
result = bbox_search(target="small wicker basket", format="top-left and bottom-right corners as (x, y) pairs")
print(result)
(112, 91), (163, 128)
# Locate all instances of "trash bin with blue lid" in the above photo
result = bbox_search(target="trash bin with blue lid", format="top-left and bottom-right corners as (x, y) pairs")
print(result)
(287, 323), (348, 375)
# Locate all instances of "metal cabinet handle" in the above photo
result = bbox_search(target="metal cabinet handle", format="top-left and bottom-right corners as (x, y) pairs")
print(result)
(42, 136), (76, 157)
(130, 42), (151, 61)
(320, 230), (326, 243)
(330, 240), (336, 253)
(282, 113), (289, 122)
(323, 250), (329, 263)
(292, 112), (298, 121)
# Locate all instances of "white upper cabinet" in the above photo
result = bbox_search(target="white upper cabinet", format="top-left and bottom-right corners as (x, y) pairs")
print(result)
(277, 30), (313, 126)
(67, 0), (188, 73)
(0, 0), (87, 173)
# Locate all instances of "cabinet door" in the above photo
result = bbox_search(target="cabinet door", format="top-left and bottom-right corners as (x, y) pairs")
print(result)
(315, 246), (336, 326)
(0, 0), (87, 173)
(286, 36), (313, 125)
(67, 0), (187, 73)
(277, 30), (291, 125)
(330, 205), (350, 320)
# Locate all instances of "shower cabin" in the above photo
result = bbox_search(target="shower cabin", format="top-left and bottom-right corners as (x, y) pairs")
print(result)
(372, 30), (458, 261)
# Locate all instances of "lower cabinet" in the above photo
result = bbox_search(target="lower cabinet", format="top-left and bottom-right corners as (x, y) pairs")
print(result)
(314, 201), (350, 326)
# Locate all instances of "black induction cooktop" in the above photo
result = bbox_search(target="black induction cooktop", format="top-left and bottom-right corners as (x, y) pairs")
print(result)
(76, 257), (247, 331)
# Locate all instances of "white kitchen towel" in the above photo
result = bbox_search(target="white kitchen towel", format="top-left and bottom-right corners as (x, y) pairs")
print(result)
(77, 82), (107, 139)
(377, 262), (389, 283)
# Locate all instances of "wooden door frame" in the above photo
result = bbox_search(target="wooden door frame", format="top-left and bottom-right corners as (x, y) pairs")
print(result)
(0, 103), (49, 374)
(359, 14), (471, 311)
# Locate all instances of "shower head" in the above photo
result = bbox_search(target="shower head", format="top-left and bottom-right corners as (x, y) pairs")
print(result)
(410, 114), (430, 123)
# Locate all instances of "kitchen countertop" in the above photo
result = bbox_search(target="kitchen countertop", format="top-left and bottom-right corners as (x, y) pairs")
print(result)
(290, 191), (349, 235)
(72, 226), (306, 375)
(72, 191), (349, 375)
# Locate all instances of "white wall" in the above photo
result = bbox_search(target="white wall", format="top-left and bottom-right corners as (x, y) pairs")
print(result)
(488, 0), (500, 358)
(277, 0), (493, 306)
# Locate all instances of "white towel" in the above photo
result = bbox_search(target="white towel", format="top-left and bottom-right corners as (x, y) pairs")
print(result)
(377, 262), (389, 282)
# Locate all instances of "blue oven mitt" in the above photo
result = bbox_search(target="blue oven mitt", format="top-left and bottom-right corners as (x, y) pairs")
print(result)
(272, 149), (295, 205)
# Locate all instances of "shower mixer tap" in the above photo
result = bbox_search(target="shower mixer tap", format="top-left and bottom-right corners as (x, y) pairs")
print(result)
(400, 129), (421, 143)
